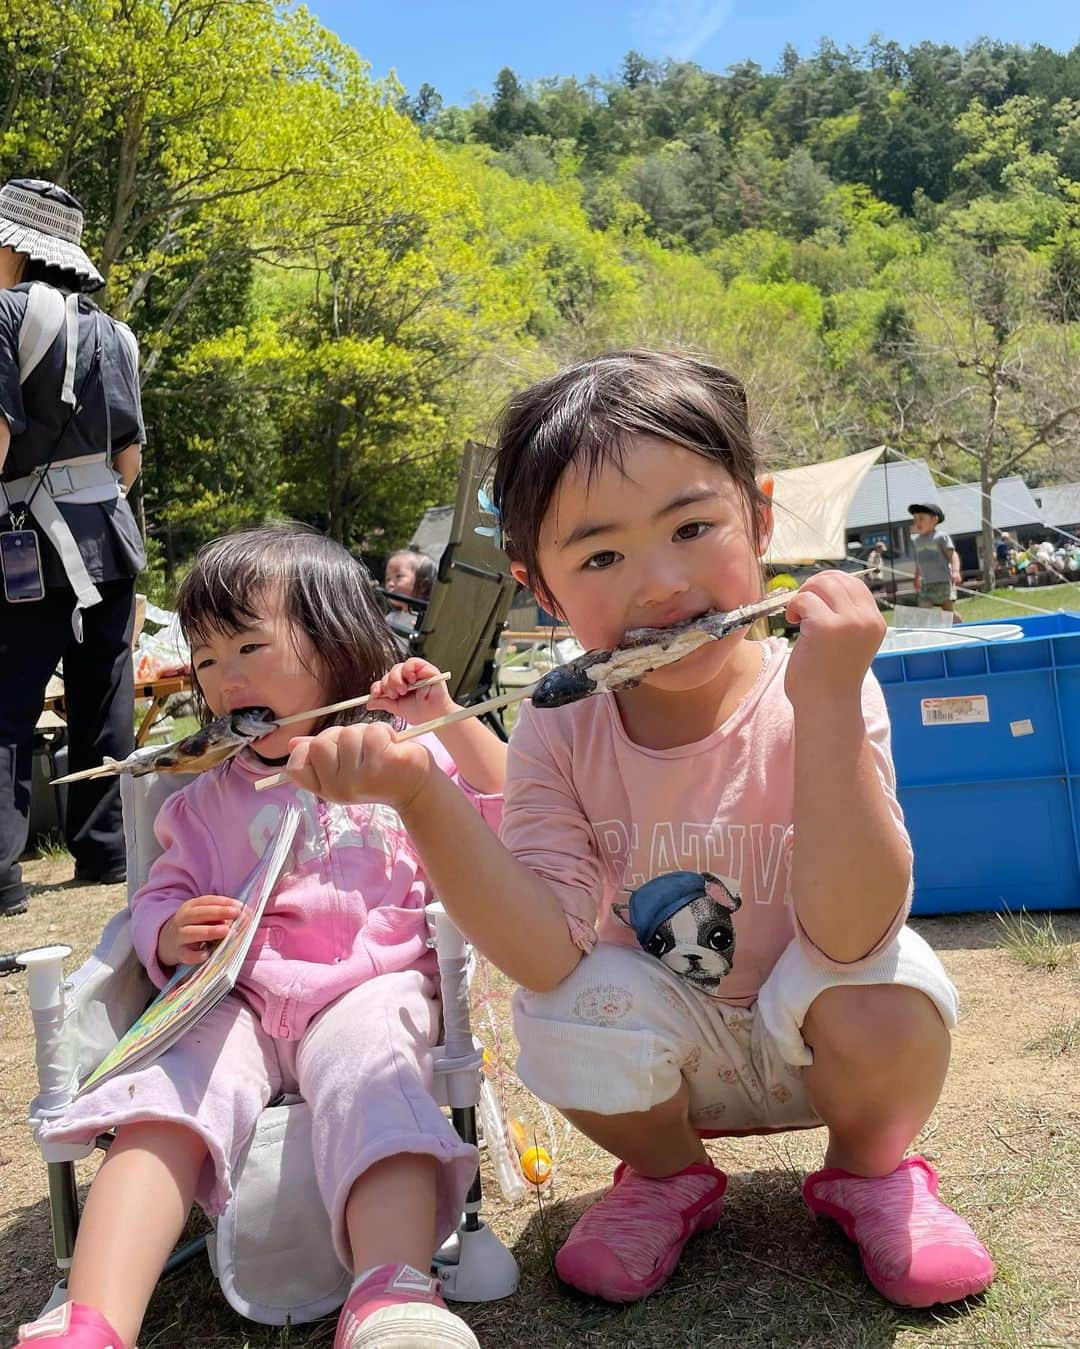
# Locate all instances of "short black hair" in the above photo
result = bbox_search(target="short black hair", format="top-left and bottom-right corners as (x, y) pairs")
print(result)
(177, 522), (400, 729)
(492, 349), (768, 597)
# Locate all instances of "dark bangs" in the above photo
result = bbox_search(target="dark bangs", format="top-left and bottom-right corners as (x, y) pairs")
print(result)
(176, 523), (400, 726)
(492, 349), (768, 592)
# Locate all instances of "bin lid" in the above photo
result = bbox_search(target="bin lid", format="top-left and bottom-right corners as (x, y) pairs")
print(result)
(878, 623), (1024, 654)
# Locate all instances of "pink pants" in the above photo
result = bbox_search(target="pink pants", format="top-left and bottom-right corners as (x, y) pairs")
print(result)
(42, 971), (477, 1266)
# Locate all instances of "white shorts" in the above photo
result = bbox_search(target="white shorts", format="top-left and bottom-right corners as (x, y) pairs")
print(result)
(513, 926), (957, 1132)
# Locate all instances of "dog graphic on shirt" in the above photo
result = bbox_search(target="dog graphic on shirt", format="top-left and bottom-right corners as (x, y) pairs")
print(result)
(614, 870), (742, 994)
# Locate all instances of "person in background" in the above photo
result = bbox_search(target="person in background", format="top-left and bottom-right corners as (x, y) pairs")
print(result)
(864, 542), (886, 584)
(383, 547), (436, 637)
(908, 503), (962, 623)
(994, 533), (1016, 573)
(385, 548), (436, 605)
(0, 179), (145, 917)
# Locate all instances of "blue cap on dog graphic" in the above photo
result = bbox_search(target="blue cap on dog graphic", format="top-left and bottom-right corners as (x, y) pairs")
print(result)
(626, 871), (719, 945)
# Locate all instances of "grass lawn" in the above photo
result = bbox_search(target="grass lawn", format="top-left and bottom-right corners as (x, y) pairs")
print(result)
(947, 582), (1080, 624)
(10, 590), (1076, 1343)
(2, 858), (1078, 1349)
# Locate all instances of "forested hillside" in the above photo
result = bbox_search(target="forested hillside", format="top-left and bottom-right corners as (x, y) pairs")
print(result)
(2, 4), (1077, 585)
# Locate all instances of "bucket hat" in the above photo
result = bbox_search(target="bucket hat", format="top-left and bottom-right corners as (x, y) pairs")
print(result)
(0, 178), (104, 292)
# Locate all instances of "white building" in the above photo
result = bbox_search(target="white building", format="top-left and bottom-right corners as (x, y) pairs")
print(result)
(1033, 483), (1080, 541)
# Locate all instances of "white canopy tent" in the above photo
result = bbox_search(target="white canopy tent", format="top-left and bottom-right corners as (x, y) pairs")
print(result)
(763, 446), (886, 564)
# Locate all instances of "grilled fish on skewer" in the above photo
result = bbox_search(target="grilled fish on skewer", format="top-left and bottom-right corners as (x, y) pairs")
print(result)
(252, 588), (802, 791)
(50, 671), (453, 787)
(51, 708), (278, 784)
(531, 588), (797, 708)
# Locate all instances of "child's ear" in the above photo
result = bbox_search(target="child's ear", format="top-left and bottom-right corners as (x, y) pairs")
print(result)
(612, 902), (632, 928)
(510, 563), (566, 623)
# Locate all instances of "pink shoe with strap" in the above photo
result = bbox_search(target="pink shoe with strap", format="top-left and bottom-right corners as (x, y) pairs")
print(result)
(555, 1159), (727, 1303)
(804, 1154), (995, 1307)
(11, 1302), (125, 1347)
(333, 1263), (479, 1349)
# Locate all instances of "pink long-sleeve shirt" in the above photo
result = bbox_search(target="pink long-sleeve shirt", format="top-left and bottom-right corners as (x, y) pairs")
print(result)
(502, 638), (911, 1007)
(130, 738), (502, 1040)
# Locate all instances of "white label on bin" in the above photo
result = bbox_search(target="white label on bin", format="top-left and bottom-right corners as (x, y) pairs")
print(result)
(1010, 719), (1034, 737)
(920, 695), (989, 725)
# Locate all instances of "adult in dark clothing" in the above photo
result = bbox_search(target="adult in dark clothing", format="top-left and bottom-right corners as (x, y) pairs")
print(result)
(0, 179), (146, 916)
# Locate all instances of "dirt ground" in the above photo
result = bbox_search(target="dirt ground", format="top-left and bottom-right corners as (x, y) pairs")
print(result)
(2, 857), (1078, 1348)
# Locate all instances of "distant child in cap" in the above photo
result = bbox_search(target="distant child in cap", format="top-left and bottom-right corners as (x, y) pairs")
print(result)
(908, 503), (962, 623)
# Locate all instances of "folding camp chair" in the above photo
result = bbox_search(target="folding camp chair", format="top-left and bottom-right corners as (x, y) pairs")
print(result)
(17, 762), (518, 1328)
(380, 443), (519, 735)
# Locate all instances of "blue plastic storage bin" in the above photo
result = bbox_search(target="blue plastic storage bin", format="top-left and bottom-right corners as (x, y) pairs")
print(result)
(872, 612), (1080, 915)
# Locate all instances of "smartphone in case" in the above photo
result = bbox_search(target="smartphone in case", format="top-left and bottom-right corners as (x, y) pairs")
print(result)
(0, 529), (46, 602)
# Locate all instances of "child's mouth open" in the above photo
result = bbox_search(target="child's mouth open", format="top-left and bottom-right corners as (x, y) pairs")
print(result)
(623, 608), (714, 643)
(227, 706), (280, 744)
(532, 594), (786, 709)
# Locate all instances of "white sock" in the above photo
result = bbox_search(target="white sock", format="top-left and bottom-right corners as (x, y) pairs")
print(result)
(350, 1265), (383, 1293)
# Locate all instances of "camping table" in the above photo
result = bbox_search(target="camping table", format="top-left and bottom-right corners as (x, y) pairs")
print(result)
(43, 673), (193, 746)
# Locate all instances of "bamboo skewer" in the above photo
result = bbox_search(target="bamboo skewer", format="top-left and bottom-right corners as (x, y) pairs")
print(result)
(274, 671), (450, 728)
(251, 570), (876, 794)
(51, 762), (139, 786)
(252, 687), (533, 792)
(396, 688), (533, 740)
(52, 672), (453, 786)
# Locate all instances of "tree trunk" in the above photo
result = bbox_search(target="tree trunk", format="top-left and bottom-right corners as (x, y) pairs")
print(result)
(980, 462), (996, 594)
(164, 519), (176, 585)
(979, 365), (1003, 594)
(327, 437), (344, 543)
(98, 91), (148, 290)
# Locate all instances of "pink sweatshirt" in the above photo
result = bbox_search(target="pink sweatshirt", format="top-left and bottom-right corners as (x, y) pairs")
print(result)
(130, 737), (502, 1040)
(502, 638), (911, 1006)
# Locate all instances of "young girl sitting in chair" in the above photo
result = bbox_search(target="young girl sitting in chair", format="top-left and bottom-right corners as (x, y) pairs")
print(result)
(280, 350), (994, 1314)
(16, 524), (505, 1349)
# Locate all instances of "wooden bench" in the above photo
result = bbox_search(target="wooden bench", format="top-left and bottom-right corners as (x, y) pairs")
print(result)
(44, 673), (193, 746)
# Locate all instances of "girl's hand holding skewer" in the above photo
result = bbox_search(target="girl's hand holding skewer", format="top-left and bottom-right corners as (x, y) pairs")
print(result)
(157, 896), (243, 969)
(367, 657), (459, 724)
(782, 569), (887, 710)
(369, 656), (508, 797)
(284, 722), (433, 811)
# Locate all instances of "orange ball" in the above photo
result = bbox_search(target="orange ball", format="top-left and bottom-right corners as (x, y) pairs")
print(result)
(520, 1145), (552, 1185)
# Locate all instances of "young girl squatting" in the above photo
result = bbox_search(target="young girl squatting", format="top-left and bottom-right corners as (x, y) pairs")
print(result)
(280, 352), (994, 1313)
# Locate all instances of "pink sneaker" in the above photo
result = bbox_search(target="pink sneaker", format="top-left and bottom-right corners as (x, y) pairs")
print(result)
(555, 1160), (727, 1302)
(804, 1154), (995, 1307)
(333, 1264), (479, 1348)
(12, 1302), (125, 1347)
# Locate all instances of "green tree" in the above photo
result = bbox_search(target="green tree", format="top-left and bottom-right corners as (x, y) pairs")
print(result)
(620, 52), (655, 91)
(908, 243), (1080, 586)
(780, 149), (840, 239)
(1047, 236), (1080, 323)
(398, 83), (444, 126)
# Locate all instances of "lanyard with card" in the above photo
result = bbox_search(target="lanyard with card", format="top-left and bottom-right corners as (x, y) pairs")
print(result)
(1, 308), (102, 604)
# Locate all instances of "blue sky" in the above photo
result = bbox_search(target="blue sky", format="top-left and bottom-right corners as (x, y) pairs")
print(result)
(306, 2), (1079, 106)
